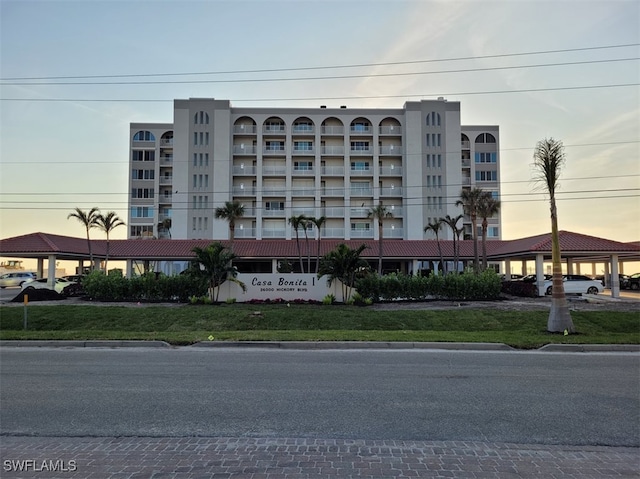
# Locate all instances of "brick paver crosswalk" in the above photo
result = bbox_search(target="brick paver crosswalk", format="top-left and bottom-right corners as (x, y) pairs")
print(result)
(1, 436), (638, 478)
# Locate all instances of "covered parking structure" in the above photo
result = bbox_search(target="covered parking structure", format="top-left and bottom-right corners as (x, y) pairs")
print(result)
(1, 230), (639, 298)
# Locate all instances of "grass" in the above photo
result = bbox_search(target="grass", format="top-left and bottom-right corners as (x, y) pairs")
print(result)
(0, 303), (638, 349)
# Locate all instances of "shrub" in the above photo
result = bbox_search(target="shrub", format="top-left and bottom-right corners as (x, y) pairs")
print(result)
(322, 294), (336, 305)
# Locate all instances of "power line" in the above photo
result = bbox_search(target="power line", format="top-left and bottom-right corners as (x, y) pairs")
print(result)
(2, 82), (637, 103)
(3, 58), (637, 86)
(3, 43), (637, 81)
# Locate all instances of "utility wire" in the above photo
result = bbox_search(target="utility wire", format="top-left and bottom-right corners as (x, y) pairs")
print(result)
(2, 42), (637, 81)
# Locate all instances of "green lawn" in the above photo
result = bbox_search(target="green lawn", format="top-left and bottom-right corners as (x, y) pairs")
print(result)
(0, 303), (638, 349)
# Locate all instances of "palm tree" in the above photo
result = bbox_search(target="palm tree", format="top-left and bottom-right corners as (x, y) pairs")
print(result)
(288, 214), (307, 272)
(367, 202), (393, 275)
(96, 211), (125, 272)
(441, 214), (463, 274)
(456, 187), (485, 272)
(317, 243), (369, 302)
(308, 216), (327, 273)
(477, 195), (501, 271)
(424, 218), (445, 275)
(533, 138), (575, 333)
(214, 200), (244, 252)
(67, 207), (100, 271)
(191, 242), (245, 302)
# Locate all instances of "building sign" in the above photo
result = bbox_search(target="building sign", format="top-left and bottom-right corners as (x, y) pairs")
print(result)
(217, 273), (335, 302)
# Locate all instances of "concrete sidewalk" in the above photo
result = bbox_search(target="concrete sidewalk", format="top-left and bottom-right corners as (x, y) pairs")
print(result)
(1, 436), (638, 478)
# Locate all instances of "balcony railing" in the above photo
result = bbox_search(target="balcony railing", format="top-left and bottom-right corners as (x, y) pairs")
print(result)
(383, 227), (404, 238)
(233, 165), (257, 175)
(321, 227), (345, 238)
(349, 207), (370, 217)
(322, 188), (345, 197)
(292, 148), (315, 155)
(380, 187), (402, 196)
(262, 166), (286, 175)
(233, 125), (257, 134)
(291, 187), (315, 196)
(292, 125), (315, 134)
(321, 145), (344, 155)
(379, 145), (402, 155)
(386, 207), (403, 217)
(292, 208), (316, 217)
(379, 125), (402, 135)
(233, 186), (256, 195)
(242, 207), (256, 217)
(160, 139), (173, 147)
(263, 148), (286, 156)
(233, 145), (257, 155)
(349, 168), (373, 176)
(350, 126), (372, 135)
(379, 166), (402, 176)
(159, 177), (173, 185)
(461, 159), (471, 168)
(292, 168), (314, 176)
(263, 209), (286, 217)
(262, 228), (286, 238)
(159, 194), (172, 203)
(461, 140), (470, 149)
(350, 188), (373, 196)
(235, 228), (256, 238)
(321, 166), (345, 176)
(262, 187), (287, 196)
(349, 149), (372, 156)
(160, 155), (173, 164)
(322, 207), (344, 217)
(321, 126), (344, 135)
(350, 229), (374, 238)
(462, 177), (471, 186)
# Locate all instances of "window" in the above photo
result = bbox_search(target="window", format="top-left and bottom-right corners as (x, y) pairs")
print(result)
(293, 122), (313, 132)
(265, 141), (284, 151)
(193, 175), (197, 188)
(437, 154), (442, 168)
(132, 169), (154, 180)
(350, 141), (370, 151)
(426, 112), (441, 126)
(475, 170), (498, 181)
(133, 131), (155, 142)
(193, 153), (197, 166)
(489, 226), (499, 237)
(131, 188), (154, 199)
(294, 161), (313, 171)
(475, 133), (497, 144)
(351, 122), (370, 132)
(130, 206), (154, 218)
(265, 201), (284, 211)
(475, 152), (497, 163)
(194, 111), (209, 125)
(130, 225), (153, 237)
(132, 150), (154, 162)
(350, 161), (370, 171)
(351, 222), (370, 230)
(205, 153), (209, 167)
(294, 141), (313, 151)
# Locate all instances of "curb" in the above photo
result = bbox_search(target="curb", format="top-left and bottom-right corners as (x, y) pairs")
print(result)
(190, 341), (515, 350)
(538, 344), (640, 352)
(0, 340), (171, 348)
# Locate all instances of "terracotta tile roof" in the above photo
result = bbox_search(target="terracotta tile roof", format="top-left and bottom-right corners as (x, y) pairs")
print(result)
(1, 231), (639, 261)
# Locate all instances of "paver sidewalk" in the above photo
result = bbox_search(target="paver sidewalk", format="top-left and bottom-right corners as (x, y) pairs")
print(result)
(1, 436), (638, 478)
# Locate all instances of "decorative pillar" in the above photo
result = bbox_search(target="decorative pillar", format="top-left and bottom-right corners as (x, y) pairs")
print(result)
(37, 258), (44, 278)
(535, 254), (545, 296)
(47, 255), (56, 289)
(566, 258), (574, 275)
(504, 260), (511, 277)
(610, 254), (620, 298)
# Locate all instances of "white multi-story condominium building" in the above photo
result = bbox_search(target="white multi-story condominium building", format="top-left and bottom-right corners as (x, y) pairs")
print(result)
(128, 98), (500, 243)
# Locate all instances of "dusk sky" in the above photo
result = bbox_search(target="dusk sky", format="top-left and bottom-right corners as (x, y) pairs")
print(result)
(1, 0), (639, 253)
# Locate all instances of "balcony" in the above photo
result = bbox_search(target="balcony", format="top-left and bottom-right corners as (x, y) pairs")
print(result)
(349, 168), (373, 177)
(462, 177), (471, 186)
(321, 126), (344, 135)
(262, 228), (286, 238)
(159, 194), (172, 204)
(379, 145), (402, 155)
(292, 167), (314, 176)
(160, 139), (173, 147)
(461, 140), (470, 149)
(321, 145), (345, 156)
(292, 147), (315, 155)
(291, 187), (315, 196)
(292, 208), (316, 217)
(292, 125), (315, 134)
(263, 209), (286, 217)
(461, 159), (471, 168)
(380, 187), (402, 196)
(322, 187), (345, 197)
(386, 206), (403, 217)
(322, 207), (344, 217)
(322, 227), (345, 238)
(158, 213), (171, 222)
(233, 165), (257, 175)
(321, 166), (345, 176)
(262, 166), (286, 175)
(233, 125), (257, 134)
(160, 155), (173, 164)
(242, 207), (256, 217)
(262, 187), (287, 196)
(349, 148), (372, 156)
(233, 186), (256, 196)
(350, 229), (374, 238)
(263, 148), (286, 156)
(350, 126), (372, 135)
(384, 227), (404, 238)
(379, 166), (402, 176)
(350, 187), (373, 197)
(349, 207), (370, 217)
(233, 145), (257, 155)
(236, 228), (256, 238)
(379, 125), (402, 135)
(159, 176), (173, 185)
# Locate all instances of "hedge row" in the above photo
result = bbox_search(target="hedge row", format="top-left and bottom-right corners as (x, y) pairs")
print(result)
(83, 270), (208, 302)
(355, 270), (502, 302)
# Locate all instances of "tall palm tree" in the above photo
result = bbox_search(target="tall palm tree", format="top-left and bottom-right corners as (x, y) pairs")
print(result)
(317, 243), (369, 302)
(477, 195), (501, 271)
(96, 211), (125, 272)
(308, 216), (327, 273)
(367, 202), (393, 275)
(456, 187), (485, 272)
(533, 138), (574, 333)
(67, 207), (100, 271)
(424, 218), (445, 275)
(441, 214), (463, 274)
(288, 214), (307, 272)
(214, 200), (244, 252)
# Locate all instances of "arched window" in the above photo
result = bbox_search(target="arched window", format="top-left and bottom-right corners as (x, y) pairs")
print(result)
(426, 112), (441, 126)
(133, 131), (155, 141)
(475, 133), (496, 144)
(194, 111), (209, 125)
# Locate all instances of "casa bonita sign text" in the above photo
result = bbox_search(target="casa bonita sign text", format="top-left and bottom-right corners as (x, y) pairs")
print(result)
(219, 274), (336, 302)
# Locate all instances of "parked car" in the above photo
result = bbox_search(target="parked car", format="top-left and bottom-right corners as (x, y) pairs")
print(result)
(594, 274), (630, 289)
(500, 274), (524, 281)
(21, 277), (77, 294)
(629, 273), (640, 290)
(519, 274), (552, 283)
(543, 274), (604, 295)
(0, 272), (37, 288)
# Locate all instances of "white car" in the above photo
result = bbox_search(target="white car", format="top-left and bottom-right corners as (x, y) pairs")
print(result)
(543, 275), (604, 295)
(21, 277), (77, 294)
(0, 272), (36, 288)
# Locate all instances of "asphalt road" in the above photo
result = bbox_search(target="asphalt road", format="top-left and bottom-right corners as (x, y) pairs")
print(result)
(1, 348), (638, 447)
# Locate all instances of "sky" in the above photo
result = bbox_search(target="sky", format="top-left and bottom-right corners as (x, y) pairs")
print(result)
(1, 0), (639, 259)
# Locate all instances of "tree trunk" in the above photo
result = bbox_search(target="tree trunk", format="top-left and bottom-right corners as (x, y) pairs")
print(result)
(378, 222), (383, 275)
(472, 214), (479, 272)
(547, 199), (575, 333)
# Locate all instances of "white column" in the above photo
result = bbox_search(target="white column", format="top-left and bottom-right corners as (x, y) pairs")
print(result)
(272, 258), (278, 273)
(504, 260), (511, 277)
(535, 254), (545, 296)
(610, 254), (620, 298)
(37, 258), (44, 278)
(604, 262), (610, 289)
(521, 260), (527, 275)
(567, 258), (574, 275)
(126, 259), (133, 278)
(412, 259), (420, 275)
(47, 255), (56, 289)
